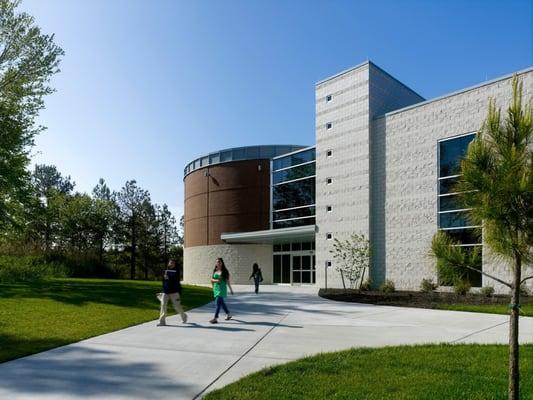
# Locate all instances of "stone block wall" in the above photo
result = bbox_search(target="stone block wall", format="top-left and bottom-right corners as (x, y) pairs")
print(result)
(375, 68), (533, 293)
(183, 244), (273, 286)
(315, 63), (371, 288)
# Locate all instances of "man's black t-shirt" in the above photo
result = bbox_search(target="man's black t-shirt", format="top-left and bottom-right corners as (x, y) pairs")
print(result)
(162, 269), (181, 294)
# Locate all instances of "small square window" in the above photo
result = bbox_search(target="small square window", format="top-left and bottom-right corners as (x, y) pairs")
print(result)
(326, 205), (332, 212)
(326, 122), (332, 129)
(326, 177), (333, 184)
(326, 233), (332, 240)
(326, 150), (332, 157)
(326, 261), (332, 267)
(326, 95), (332, 102)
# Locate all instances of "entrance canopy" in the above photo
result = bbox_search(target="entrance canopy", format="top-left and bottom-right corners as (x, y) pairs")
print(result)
(221, 225), (316, 244)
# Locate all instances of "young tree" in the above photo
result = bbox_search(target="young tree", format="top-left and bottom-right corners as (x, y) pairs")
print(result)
(0, 0), (63, 231)
(432, 77), (532, 400)
(330, 233), (370, 289)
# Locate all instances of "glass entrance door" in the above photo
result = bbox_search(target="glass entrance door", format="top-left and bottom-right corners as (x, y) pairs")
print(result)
(273, 254), (291, 284)
(292, 254), (316, 284)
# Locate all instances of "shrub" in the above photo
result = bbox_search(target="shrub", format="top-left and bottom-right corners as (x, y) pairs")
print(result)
(480, 286), (495, 297)
(453, 280), (471, 296)
(360, 278), (372, 291)
(420, 278), (437, 293)
(0, 255), (67, 283)
(380, 279), (395, 293)
(330, 233), (370, 289)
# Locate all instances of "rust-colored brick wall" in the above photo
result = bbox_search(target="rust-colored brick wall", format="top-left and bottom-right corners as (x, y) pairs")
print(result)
(184, 159), (271, 247)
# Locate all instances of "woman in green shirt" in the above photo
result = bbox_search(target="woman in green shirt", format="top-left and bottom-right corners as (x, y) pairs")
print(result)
(210, 257), (234, 324)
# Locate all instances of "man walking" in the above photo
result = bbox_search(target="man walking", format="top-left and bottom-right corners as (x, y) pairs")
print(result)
(157, 260), (188, 326)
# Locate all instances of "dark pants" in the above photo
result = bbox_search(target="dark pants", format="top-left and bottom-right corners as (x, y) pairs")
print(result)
(254, 279), (260, 294)
(214, 296), (229, 318)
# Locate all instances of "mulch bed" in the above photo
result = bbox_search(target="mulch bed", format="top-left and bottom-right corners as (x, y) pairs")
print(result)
(318, 288), (533, 309)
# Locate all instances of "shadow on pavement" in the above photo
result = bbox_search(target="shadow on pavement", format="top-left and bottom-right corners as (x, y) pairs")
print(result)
(0, 345), (191, 398)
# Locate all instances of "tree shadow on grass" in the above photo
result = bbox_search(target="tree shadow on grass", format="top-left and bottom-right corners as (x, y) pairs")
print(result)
(0, 342), (193, 398)
(0, 279), (212, 310)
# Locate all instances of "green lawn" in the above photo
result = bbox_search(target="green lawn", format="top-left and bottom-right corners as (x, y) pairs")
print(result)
(437, 304), (533, 317)
(206, 344), (533, 400)
(0, 278), (213, 363)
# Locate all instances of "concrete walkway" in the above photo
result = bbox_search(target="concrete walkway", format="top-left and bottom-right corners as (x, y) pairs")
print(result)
(0, 285), (531, 399)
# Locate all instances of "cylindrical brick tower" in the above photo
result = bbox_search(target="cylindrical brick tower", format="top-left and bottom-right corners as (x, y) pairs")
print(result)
(183, 145), (305, 285)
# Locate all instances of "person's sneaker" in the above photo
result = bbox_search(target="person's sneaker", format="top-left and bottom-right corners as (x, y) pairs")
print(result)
(209, 318), (218, 324)
(225, 314), (232, 320)
(157, 321), (166, 326)
(182, 314), (188, 324)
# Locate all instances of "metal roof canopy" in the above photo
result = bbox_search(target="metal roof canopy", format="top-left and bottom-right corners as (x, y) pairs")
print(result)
(221, 225), (316, 244)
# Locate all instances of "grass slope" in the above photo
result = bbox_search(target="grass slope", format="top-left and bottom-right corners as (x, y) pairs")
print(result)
(206, 344), (533, 400)
(0, 278), (212, 363)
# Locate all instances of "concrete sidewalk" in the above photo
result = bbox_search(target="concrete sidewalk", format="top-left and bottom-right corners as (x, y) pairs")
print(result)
(0, 285), (531, 399)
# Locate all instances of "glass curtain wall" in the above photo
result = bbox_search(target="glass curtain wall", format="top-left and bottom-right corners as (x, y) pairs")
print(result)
(437, 133), (482, 286)
(271, 147), (316, 229)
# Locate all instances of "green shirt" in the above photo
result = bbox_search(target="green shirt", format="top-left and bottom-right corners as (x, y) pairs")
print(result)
(212, 272), (227, 298)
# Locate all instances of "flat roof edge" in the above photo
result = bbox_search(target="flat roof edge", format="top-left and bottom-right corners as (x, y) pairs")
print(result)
(316, 60), (370, 86)
(377, 65), (533, 119)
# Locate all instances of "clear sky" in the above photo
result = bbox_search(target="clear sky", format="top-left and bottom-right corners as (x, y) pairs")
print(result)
(21, 0), (532, 219)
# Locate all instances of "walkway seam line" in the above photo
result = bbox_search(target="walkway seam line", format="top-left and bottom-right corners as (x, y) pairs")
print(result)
(450, 320), (508, 343)
(192, 312), (290, 400)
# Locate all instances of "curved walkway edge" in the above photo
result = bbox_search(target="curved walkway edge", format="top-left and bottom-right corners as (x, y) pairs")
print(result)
(0, 285), (531, 399)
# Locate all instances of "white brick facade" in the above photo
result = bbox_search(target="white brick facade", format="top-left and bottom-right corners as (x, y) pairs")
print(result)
(374, 69), (533, 293)
(183, 244), (273, 286)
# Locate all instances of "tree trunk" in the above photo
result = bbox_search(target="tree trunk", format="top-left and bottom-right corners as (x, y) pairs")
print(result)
(130, 215), (136, 280)
(99, 236), (104, 265)
(508, 255), (521, 400)
(45, 220), (50, 253)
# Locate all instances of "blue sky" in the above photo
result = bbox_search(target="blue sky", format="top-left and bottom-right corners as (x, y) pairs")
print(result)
(22, 0), (532, 218)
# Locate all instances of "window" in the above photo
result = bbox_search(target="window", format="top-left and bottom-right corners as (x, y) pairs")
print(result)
(272, 148), (315, 171)
(326, 95), (332, 102)
(326, 233), (332, 240)
(326, 177), (332, 184)
(326, 150), (332, 157)
(326, 205), (332, 212)
(272, 163), (316, 184)
(326, 122), (332, 129)
(273, 206), (315, 221)
(272, 178), (316, 210)
(437, 133), (482, 287)
(326, 261), (332, 268)
(271, 147), (316, 229)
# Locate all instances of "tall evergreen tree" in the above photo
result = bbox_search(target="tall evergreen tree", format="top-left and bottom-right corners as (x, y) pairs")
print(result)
(115, 180), (150, 279)
(29, 164), (74, 251)
(91, 179), (116, 264)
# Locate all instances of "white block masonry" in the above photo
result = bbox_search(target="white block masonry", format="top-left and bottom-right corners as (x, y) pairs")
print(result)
(184, 244), (273, 286)
(374, 69), (533, 293)
(316, 61), (424, 289)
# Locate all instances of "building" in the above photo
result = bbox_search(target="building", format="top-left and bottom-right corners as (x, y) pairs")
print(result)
(183, 61), (533, 293)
